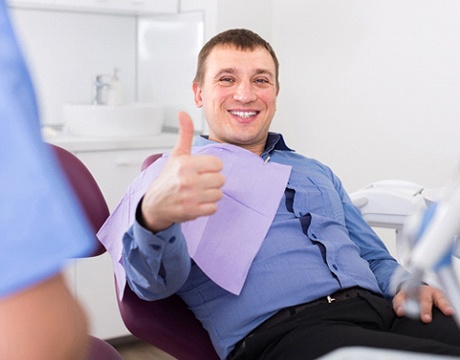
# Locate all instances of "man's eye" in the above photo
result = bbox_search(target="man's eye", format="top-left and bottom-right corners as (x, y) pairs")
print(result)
(220, 77), (234, 83)
(255, 78), (269, 84)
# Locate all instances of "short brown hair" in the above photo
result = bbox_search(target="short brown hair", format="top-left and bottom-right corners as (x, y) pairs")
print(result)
(193, 28), (279, 88)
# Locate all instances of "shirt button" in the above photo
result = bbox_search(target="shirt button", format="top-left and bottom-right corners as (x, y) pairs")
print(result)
(332, 264), (338, 270)
(311, 233), (317, 239)
(151, 244), (162, 251)
(169, 236), (176, 244)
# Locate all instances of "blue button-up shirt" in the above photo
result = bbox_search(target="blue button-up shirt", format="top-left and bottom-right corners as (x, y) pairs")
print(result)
(122, 133), (402, 359)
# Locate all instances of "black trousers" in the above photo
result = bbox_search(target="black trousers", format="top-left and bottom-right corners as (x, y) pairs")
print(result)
(231, 291), (460, 359)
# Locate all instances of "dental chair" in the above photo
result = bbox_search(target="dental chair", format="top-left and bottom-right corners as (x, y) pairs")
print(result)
(111, 152), (219, 360)
(50, 144), (122, 360)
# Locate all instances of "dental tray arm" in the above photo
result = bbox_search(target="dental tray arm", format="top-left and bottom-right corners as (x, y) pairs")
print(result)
(396, 173), (460, 323)
(350, 180), (426, 229)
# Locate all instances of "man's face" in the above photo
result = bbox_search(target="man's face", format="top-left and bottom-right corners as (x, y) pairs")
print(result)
(193, 45), (279, 155)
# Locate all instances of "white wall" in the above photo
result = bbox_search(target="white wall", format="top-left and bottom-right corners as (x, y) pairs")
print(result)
(213, 0), (272, 41)
(180, 0), (272, 42)
(271, 0), (460, 193)
(184, 0), (460, 194)
(10, 8), (137, 127)
(10, 1), (273, 130)
(12, 0), (460, 193)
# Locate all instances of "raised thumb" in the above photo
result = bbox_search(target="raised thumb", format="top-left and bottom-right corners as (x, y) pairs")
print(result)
(171, 111), (195, 157)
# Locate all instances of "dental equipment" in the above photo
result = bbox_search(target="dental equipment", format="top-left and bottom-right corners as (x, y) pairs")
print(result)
(351, 174), (460, 327)
(350, 180), (427, 264)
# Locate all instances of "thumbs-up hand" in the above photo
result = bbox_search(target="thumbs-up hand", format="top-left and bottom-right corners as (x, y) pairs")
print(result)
(141, 112), (225, 233)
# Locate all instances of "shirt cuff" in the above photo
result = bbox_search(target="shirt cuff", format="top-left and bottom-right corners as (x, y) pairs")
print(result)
(132, 198), (183, 255)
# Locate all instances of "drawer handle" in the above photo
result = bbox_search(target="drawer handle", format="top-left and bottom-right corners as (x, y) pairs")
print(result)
(115, 158), (135, 166)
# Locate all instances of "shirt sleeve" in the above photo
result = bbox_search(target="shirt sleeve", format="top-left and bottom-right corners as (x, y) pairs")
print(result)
(331, 168), (408, 297)
(122, 204), (191, 300)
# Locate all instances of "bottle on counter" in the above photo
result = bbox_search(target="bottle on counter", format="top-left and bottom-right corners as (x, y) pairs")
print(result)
(106, 68), (124, 106)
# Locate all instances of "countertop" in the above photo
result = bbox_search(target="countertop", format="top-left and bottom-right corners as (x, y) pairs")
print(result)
(44, 129), (178, 152)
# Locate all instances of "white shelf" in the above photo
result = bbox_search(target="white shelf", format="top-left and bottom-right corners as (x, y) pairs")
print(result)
(8, 0), (178, 15)
(45, 131), (178, 152)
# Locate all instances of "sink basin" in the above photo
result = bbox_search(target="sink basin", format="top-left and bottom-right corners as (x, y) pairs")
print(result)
(63, 103), (164, 138)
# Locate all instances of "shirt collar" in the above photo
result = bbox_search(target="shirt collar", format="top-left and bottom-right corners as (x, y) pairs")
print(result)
(195, 132), (294, 157)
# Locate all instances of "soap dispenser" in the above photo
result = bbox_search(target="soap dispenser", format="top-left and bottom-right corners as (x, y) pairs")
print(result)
(107, 68), (124, 106)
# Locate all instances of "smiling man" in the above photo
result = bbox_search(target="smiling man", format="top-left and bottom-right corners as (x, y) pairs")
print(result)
(104, 29), (460, 360)
(192, 43), (279, 155)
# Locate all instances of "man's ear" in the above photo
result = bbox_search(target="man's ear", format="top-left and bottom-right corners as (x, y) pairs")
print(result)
(192, 82), (203, 108)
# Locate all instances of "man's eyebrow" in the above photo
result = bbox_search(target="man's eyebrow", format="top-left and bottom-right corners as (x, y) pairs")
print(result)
(214, 68), (237, 78)
(254, 69), (275, 78)
(213, 68), (275, 78)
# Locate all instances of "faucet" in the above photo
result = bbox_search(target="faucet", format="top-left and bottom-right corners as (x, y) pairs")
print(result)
(92, 74), (110, 105)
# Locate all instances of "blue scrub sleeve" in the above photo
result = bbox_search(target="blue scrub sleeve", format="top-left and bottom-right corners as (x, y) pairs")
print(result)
(0, 0), (95, 298)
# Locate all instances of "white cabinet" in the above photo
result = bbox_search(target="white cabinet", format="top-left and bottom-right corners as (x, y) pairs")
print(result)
(52, 134), (176, 340)
(50, 133), (177, 211)
(76, 148), (162, 211)
(7, 0), (54, 7)
(108, 0), (179, 14)
(8, 0), (178, 14)
(66, 253), (128, 339)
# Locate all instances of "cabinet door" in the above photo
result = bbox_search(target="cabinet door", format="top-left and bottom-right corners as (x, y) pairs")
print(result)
(75, 148), (168, 211)
(70, 147), (170, 340)
(74, 253), (129, 339)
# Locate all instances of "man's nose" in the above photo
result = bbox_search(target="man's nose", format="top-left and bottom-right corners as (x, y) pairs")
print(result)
(233, 82), (257, 103)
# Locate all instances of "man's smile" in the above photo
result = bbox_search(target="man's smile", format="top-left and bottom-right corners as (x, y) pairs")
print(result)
(228, 110), (259, 119)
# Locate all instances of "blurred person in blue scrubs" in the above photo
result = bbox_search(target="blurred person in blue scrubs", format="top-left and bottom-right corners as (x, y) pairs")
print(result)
(0, 1), (95, 359)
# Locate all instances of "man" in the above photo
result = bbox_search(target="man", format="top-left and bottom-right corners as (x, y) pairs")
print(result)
(0, 1), (95, 358)
(112, 29), (460, 359)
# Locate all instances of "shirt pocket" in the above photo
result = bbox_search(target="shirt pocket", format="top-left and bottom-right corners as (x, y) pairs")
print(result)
(290, 178), (346, 225)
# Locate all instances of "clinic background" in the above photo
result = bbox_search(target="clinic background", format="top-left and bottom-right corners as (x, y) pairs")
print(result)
(207, 0), (460, 195)
(12, 0), (460, 194)
(7, 0), (459, 341)
(270, 0), (460, 194)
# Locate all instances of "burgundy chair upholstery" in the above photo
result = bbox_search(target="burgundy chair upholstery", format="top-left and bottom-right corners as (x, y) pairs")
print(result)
(50, 144), (121, 360)
(115, 153), (219, 360)
(87, 336), (122, 360)
(51, 144), (108, 256)
(141, 153), (163, 171)
(119, 286), (218, 360)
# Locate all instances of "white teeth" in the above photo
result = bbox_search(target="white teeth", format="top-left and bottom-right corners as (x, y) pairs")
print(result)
(230, 111), (257, 118)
